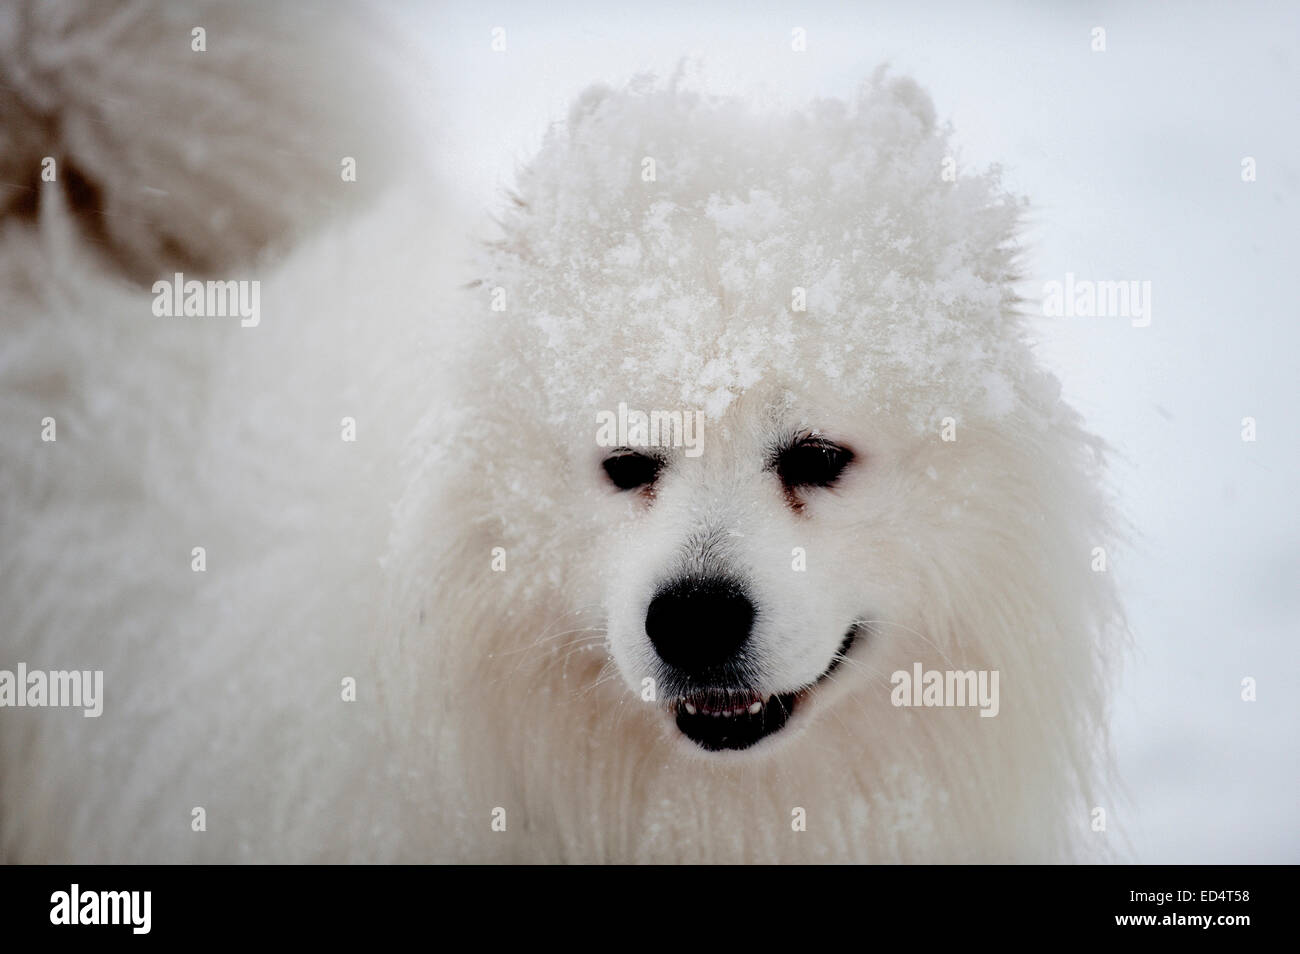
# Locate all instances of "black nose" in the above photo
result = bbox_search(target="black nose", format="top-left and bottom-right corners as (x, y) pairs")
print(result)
(645, 577), (755, 674)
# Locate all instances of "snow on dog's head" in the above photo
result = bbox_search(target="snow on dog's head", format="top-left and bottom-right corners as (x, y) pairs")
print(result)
(486, 69), (1026, 427)
(403, 70), (1120, 859)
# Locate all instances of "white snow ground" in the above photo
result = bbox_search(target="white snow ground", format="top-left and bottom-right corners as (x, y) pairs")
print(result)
(391, 0), (1298, 862)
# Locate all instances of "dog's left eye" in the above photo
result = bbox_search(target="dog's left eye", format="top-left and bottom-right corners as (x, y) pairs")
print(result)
(774, 437), (855, 489)
(602, 450), (662, 491)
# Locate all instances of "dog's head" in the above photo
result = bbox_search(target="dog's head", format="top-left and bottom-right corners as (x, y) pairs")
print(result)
(450, 72), (1112, 771)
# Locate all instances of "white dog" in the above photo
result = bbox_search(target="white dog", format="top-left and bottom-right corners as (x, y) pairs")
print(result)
(0, 4), (1121, 862)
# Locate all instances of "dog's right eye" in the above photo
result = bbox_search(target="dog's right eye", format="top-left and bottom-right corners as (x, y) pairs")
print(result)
(602, 451), (662, 491)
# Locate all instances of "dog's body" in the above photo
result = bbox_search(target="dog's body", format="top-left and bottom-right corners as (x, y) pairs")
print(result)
(1, 5), (1121, 862)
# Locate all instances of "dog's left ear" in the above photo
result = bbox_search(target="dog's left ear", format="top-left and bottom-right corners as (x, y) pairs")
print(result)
(856, 67), (936, 138)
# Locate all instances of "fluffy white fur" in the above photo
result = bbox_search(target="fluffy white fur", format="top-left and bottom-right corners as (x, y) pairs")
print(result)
(0, 5), (1122, 862)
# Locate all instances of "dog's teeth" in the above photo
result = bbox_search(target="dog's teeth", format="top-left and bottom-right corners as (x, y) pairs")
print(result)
(683, 696), (766, 717)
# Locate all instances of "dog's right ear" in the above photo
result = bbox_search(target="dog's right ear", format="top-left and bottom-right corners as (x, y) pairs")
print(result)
(567, 83), (615, 135)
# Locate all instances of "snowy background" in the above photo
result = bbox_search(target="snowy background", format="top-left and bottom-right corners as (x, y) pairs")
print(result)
(392, 0), (1298, 862)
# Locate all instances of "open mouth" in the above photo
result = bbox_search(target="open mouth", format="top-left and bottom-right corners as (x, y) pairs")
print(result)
(672, 623), (861, 752)
(674, 689), (797, 751)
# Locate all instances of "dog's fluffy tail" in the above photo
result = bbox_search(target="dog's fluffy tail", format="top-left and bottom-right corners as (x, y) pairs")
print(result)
(0, 0), (409, 281)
